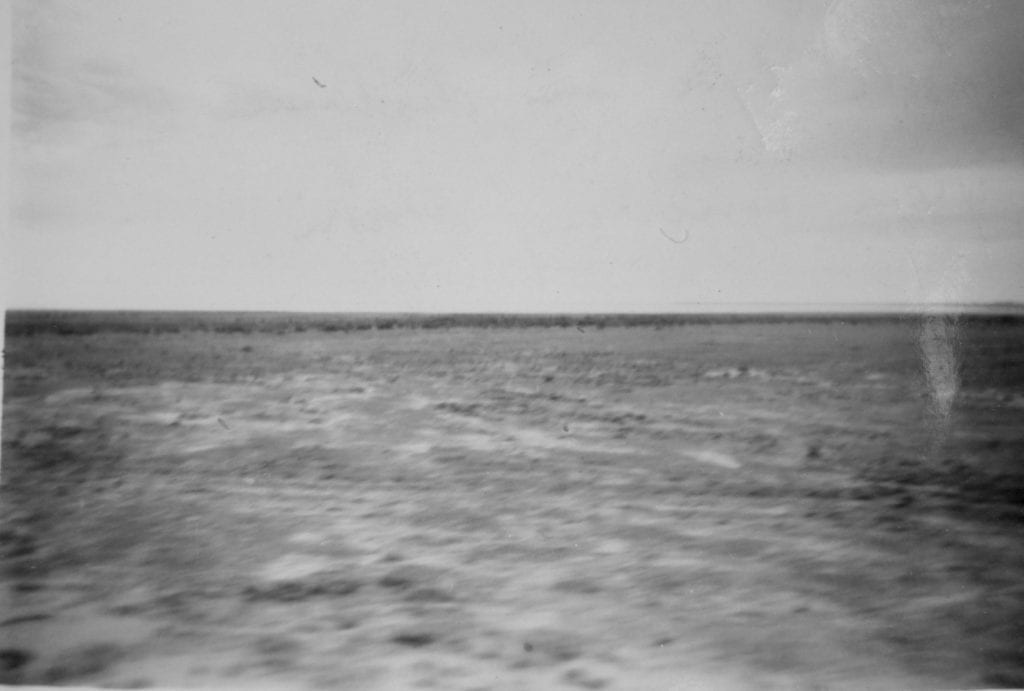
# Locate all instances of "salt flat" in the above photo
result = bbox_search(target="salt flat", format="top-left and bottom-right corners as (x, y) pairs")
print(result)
(2, 315), (1023, 689)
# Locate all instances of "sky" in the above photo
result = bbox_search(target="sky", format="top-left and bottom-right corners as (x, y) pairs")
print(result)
(6, 0), (1024, 312)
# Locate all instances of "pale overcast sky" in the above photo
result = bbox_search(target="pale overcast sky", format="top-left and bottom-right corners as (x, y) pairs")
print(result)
(7, 0), (1024, 311)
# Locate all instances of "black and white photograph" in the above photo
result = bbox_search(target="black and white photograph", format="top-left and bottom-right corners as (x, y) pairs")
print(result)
(3, 1), (1024, 689)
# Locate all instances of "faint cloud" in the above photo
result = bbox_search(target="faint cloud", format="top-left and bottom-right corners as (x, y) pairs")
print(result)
(12, 1), (176, 146)
(743, 0), (1024, 168)
(14, 59), (173, 138)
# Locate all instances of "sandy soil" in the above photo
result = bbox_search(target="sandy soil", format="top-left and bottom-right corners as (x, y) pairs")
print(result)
(2, 320), (1023, 689)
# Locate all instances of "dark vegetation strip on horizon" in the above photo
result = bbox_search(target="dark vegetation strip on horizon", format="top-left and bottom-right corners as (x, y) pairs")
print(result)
(5, 310), (1023, 337)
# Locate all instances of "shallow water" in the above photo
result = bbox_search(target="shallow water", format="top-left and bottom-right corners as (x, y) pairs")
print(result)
(3, 320), (1023, 689)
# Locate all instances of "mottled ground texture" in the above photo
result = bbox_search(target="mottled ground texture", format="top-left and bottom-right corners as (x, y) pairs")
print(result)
(2, 315), (1023, 690)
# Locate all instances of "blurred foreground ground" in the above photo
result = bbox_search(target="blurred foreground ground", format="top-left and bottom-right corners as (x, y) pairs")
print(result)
(2, 317), (1023, 689)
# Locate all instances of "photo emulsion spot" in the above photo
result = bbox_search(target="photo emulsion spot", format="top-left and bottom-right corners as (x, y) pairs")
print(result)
(4, 1), (1024, 689)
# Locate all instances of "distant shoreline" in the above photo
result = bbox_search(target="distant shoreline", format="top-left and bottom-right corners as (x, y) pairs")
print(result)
(5, 307), (1023, 337)
(6, 302), (1023, 316)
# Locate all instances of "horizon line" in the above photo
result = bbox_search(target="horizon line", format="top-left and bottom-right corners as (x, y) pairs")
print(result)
(5, 301), (1024, 316)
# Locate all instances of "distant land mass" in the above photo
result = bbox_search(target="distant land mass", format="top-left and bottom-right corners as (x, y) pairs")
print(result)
(4, 303), (1024, 337)
(663, 302), (1024, 315)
